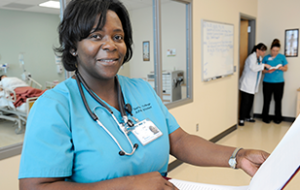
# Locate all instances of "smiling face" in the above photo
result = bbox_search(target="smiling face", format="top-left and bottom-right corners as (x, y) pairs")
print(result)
(75, 10), (127, 82)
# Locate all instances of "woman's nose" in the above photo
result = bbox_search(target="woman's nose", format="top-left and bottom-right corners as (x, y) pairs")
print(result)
(101, 38), (117, 51)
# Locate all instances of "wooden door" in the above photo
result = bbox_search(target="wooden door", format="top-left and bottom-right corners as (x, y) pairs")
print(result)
(239, 20), (249, 77)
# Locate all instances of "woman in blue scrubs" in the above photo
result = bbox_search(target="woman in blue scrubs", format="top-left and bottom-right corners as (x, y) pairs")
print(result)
(19, 0), (269, 189)
(262, 39), (288, 124)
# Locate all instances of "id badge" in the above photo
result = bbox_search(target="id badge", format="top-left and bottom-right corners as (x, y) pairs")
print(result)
(268, 57), (273, 61)
(132, 119), (163, 145)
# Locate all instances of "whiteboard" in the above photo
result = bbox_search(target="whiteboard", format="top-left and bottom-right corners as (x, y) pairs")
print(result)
(202, 20), (234, 81)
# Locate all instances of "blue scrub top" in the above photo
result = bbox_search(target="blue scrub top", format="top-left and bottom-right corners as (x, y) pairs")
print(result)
(262, 53), (288, 83)
(19, 75), (180, 183)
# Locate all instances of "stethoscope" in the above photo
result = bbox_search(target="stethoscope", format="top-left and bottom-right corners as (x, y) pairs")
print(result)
(75, 71), (139, 156)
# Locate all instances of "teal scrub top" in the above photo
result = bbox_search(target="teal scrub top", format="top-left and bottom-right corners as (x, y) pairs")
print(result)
(262, 53), (288, 83)
(19, 75), (180, 183)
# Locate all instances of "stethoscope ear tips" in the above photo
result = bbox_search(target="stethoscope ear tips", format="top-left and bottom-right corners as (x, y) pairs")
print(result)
(134, 143), (138, 149)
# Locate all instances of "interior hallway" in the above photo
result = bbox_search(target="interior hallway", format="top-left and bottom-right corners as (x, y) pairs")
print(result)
(168, 119), (300, 189)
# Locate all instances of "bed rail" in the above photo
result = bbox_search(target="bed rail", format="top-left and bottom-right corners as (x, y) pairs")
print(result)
(0, 87), (38, 134)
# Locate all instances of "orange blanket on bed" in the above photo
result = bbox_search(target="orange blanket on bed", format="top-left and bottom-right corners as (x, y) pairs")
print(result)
(13, 87), (46, 107)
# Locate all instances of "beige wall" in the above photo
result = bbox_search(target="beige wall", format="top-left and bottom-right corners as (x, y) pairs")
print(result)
(254, 0), (300, 118)
(169, 0), (257, 138)
(168, 0), (257, 163)
(0, 155), (20, 190)
(0, 1), (258, 189)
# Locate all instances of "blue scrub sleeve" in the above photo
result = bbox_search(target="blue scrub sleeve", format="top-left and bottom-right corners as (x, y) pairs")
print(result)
(19, 92), (73, 179)
(141, 80), (180, 134)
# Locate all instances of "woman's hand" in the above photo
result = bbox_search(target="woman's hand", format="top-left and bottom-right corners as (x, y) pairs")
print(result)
(262, 69), (275, 73)
(129, 172), (178, 190)
(264, 64), (271, 69)
(278, 64), (288, 71)
(236, 149), (269, 177)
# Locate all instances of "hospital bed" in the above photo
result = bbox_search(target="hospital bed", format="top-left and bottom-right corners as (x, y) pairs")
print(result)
(0, 90), (36, 134)
(28, 77), (42, 89)
(0, 77), (42, 134)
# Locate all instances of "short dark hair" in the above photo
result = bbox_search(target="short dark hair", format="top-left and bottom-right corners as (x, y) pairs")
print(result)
(0, 75), (7, 81)
(251, 43), (267, 54)
(55, 0), (133, 71)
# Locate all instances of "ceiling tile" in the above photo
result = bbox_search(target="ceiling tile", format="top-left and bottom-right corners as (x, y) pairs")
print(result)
(3, 3), (34, 10)
(0, 0), (158, 15)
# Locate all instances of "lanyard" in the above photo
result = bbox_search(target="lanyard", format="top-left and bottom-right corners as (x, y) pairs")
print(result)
(75, 71), (138, 156)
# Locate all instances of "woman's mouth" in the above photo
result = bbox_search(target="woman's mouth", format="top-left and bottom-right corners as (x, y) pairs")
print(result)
(97, 58), (119, 65)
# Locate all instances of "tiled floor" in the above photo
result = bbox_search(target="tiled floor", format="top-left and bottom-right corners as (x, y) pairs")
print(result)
(168, 119), (300, 190)
(0, 119), (24, 148)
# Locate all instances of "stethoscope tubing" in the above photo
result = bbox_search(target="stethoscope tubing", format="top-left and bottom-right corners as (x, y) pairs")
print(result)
(95, 119), (136, 156)
(75, 71), (138, 156)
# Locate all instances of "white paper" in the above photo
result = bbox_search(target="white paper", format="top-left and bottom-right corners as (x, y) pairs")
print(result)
(247, 116), (300, 189)
(169, 179), (248, 190)
(269, 64), (282, 70)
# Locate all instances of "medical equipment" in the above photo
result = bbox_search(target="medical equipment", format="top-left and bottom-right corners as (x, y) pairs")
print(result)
(55, 55), (64, 74)
(0, 76), (43, 134)
(19, 53), (26, 80)
(0, 63), (8, 73)
(147, 70), (184, 104)
(75, 71), (138, 156)
(0, 88), (37, 134)
(45, 80), (59, 89)
(20, 68), (42, 89)
(27, 77), (42, 89)
(18, 53), (42, 88)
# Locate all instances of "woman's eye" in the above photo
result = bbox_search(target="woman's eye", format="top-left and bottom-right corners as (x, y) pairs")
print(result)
(114, 35), (123, 41)
(91, 34), (101, 39)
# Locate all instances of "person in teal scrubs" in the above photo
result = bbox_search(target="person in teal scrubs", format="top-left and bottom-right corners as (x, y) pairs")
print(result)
(19, 0), (269, 189)
(262, 39), (288, 124)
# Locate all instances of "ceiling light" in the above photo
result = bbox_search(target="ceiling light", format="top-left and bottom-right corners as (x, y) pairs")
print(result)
(39, 1), (60, 9)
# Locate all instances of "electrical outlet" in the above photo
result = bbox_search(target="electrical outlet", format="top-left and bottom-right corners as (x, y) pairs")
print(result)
(196, 124), (199, 131)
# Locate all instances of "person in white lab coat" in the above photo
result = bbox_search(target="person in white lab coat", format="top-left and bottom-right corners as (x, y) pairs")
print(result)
(239, 43), (271, 126)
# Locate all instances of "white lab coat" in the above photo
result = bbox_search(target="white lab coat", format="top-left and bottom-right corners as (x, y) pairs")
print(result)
(239, 52), (265, 94)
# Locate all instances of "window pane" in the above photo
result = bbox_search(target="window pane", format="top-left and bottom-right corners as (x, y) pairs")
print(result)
(118, 0), (154, 84)
(160, 0), (188, 104)
(0, 8), (61, 151)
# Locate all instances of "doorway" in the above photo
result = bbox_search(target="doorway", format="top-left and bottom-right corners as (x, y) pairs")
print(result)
(238, 14), (256, 122)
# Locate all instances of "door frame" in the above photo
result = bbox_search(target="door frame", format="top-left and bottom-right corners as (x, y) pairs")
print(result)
(238, 13), (256, 123)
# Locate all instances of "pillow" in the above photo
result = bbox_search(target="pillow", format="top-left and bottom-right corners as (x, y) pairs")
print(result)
(2, 77), (29, 90)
